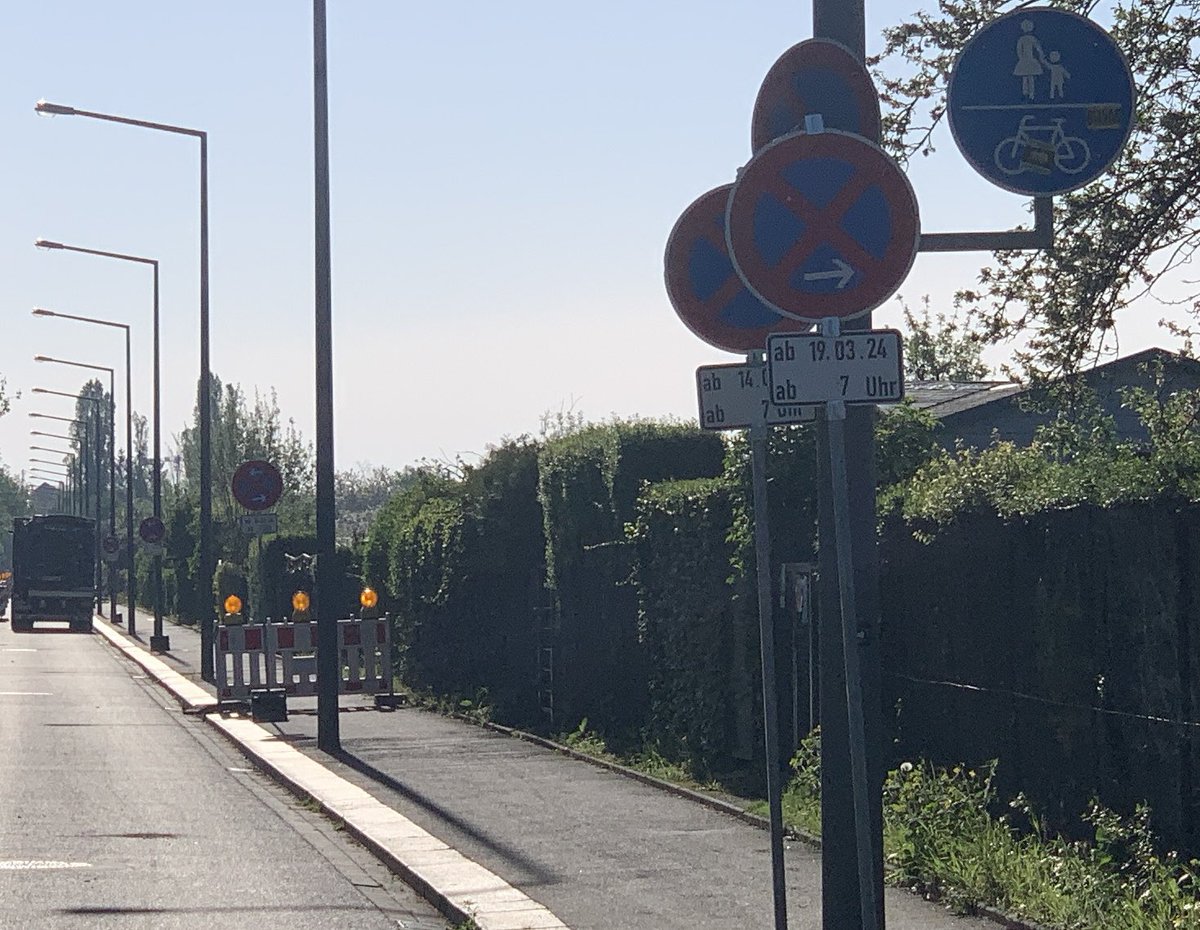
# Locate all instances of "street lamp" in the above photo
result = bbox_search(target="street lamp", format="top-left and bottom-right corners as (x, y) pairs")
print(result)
(35, 309), (137, 636)
(313, 0), (339, 752)
(31, 413), (101, 609)
(36, 100), (211, 675)
(35, 356), (117, 622)
(29, 414), (82, 512)
(35, 239), (165, 645)
(33, 387), (99, 517)
(30, 445), (82, 515)
(28, 472), (67, 513)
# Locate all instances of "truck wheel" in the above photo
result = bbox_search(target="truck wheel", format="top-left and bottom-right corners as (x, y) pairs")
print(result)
(70, 617), (93, 633)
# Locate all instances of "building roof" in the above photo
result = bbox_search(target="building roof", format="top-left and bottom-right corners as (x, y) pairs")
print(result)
(906, 380), (1024, 418)
(907, 348), (1200, 420)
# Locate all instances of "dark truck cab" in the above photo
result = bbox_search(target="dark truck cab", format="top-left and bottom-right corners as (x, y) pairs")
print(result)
(10, 515), (96, 633)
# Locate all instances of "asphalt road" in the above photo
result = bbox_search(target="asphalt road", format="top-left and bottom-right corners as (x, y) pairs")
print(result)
(0, 618), (449, 930)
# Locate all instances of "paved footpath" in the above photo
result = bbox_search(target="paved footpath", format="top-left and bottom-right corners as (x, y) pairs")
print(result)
(107, 607), (1008, 930)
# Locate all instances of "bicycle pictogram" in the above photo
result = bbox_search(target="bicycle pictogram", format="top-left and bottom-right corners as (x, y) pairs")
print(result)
(993, 114), (1091, 177)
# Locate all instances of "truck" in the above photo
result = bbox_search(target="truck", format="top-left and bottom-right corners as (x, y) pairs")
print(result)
(10, 515), (97, 633)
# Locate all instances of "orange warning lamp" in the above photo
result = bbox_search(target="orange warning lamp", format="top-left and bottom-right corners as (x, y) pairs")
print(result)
(360, 586), (379, 618)
(222, 594), (244, 625)
(291, 589), (311, 622)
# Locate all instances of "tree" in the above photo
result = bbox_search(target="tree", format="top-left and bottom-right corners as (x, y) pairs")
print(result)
(0, 463), (30, 571)
(899, 296), (991, 381)
(335, 464), (420, 542)
(0, 374), (13, 420)
(873, 0), (1200, 381)
(175, 374), (315, 534)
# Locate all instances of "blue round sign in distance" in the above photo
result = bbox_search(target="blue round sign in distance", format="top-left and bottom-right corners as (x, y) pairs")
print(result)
(726, 129), (920, 323)
(664, 184), (811, 354)
(751, 38), (881, 152)
(947, 8), (1135, 196)
(231, 459), (283, 512)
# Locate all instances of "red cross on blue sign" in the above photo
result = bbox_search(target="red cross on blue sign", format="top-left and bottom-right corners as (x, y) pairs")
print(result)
(726, 129), (919, 323)
(664, 184), (811, 353)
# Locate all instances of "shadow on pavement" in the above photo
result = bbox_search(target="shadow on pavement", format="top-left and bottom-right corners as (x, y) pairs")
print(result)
(329, 747), (563, 889)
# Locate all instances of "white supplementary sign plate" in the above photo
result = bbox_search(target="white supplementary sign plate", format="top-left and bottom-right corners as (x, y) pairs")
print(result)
(238, 512), (279, 536)
(766, 330), (905, 405)
(696, 361), (816, 431)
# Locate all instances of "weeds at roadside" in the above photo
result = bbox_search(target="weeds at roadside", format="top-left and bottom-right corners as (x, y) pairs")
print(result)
(389, 680), (495, 724)
(770, 728), (1200, 930)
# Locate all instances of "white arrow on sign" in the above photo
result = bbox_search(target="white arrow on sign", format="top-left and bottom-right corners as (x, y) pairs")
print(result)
(803, 258), (854, 289)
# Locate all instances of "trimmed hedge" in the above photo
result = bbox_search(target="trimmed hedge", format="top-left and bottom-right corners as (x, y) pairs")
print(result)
(379, 442), (546, 721)
(630, 477), (749, 772)
(537, 421), (726, 735)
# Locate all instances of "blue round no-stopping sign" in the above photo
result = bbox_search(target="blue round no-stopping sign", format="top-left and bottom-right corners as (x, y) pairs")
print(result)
(664, 184), (811, 353)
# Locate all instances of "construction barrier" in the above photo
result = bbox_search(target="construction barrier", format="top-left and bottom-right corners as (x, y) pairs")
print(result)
(215, 617), (392, 703)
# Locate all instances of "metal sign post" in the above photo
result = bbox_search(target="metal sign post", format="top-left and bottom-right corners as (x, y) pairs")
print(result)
(748, 414), (789, 930)
(819, 317), (880, 930)
(693, 349), (796, 930)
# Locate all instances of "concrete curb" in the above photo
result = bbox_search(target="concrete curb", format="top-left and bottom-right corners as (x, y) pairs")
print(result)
(93, 616), (570, 930)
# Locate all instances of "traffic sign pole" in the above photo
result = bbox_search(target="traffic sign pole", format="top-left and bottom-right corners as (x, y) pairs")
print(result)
(821, 319), (880, 930)
(809, 4), (886, 930)
(746, 353), (789, 930)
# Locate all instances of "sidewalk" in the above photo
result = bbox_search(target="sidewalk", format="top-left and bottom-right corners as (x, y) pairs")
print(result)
(106, 606), (1013, 930)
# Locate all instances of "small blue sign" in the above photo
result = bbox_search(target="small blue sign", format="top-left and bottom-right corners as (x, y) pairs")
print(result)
(947, 8), (1134, 196)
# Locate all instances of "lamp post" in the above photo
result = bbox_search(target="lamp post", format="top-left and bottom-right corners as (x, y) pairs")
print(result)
(33, 387), (100, 518)
(37, 100), (211, 675)
(32, 414), (101, 610)
(35, 357), (117, 622)
(313, 0), (339, 752)
(35, 310), (136, 636)
(28, 473), (66, 513)
(35, 239), (166, 647)
(29, 414), (82, 513)
(31, 445), (82, 515)
(28, 469), (68, 511)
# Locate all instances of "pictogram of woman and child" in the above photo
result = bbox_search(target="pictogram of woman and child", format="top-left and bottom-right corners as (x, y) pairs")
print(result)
(1014, 19), (1069, 100)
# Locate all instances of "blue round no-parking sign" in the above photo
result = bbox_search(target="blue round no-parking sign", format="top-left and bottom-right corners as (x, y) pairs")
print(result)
(948, 8), (1135, 196)
(726, 129), (920, 323)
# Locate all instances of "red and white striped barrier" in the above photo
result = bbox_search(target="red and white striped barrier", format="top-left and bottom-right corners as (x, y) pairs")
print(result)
(215, 617), (392, 702)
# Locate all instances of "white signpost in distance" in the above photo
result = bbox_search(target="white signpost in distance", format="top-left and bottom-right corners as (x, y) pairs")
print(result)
(697, 360), (815, 431)
(766, 330), (904, 406)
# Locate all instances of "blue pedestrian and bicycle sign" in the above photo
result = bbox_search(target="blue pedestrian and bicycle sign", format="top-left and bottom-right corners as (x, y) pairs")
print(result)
(726, 128), (919, 322)
(947, 8), (1135, 196)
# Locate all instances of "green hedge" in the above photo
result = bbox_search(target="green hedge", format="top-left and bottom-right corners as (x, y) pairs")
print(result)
(630, 477), (747, 772)
(537, 420), (726, 735)
(379, 442), (546, 721)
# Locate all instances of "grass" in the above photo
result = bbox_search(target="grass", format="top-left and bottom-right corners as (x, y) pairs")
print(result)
(557, 719), (726, 793)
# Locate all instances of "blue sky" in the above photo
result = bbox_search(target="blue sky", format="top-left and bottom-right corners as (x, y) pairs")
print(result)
(0, 1), (1175, 479)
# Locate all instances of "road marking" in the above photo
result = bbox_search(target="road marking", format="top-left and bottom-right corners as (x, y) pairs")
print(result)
(0, 648), (37, 653)
(0, 860), (91, 870)
(0, 691), (52, 696)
